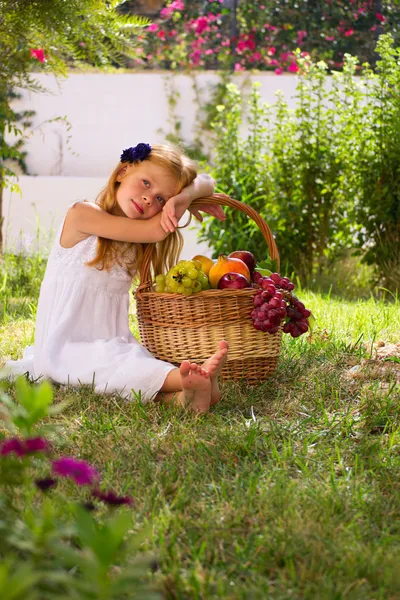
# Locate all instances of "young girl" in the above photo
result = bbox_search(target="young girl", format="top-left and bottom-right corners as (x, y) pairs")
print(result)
(5, 143), (229, 413)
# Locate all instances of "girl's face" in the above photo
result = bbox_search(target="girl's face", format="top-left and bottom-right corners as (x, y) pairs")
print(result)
(115, 161), (178, 220)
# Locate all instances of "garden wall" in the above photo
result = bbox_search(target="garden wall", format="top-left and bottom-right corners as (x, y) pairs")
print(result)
(5, 71), (302, 253)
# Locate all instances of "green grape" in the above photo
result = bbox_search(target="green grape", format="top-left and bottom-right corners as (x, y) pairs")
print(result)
(182, 287), (193, 296)
(186, 260), (196, 270)
(177, 284), (185, 294)
(155, 283), (165, 293)
(169, 279), (179, 292)
(193, 260), (202, 271)
(192, 280), (202, 292)
(201, 280), (210, 290)
(188, 269), (198, 280)
(182, 276), (192, 288)
(155, 274), (165, 284)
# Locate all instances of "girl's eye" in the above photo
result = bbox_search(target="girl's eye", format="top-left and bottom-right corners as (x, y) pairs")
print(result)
(157, 196), (165, 204)
(143, 180), (150, 187)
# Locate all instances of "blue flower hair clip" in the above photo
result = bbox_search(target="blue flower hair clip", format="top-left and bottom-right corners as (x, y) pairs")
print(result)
(120, 143), (152, 163)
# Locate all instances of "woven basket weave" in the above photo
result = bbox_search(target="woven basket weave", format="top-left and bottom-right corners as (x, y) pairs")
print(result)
(135, 194), (281, 382)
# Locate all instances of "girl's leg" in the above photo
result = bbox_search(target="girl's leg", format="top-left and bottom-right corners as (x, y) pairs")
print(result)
(154, 341), (229, 412)
(155, 361), (211, 413)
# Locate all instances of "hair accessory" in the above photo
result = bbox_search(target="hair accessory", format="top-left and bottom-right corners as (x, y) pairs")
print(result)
(120, 143), (152, 163)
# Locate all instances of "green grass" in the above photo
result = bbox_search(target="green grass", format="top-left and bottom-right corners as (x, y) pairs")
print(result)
(1, 285), (400, 599)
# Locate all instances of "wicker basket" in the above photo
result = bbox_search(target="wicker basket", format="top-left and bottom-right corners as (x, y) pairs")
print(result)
(135, 194), (281, 382)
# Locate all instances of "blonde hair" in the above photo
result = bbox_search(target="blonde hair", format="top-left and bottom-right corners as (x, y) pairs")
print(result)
(86, 144), (198, 280)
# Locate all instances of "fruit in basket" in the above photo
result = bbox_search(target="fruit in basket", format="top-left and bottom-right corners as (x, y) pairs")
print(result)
(251, 273), (312, 337)
(155, 260), (209, 296)
(228, 250), (256, 274)
(218, 272), (250, 290)
(208, 255), (250, 289)
(192, 255), (214, 276)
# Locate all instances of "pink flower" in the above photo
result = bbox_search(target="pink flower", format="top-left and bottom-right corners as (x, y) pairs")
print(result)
(297, 30), (307, 44)
(1, 437), (50, 456)
(376, 13), (385, 23)
(157, 30), (166, 40)
(30, 48), (46, 63)
(235, 63), (245, 72)
(288, 62), (299, 73)
(269, 59), (280, 66)
(268, 46), (276, 56)
(52, 457), (100, 486)
(325, 35), (335, 42)
(147, 23), (159, 32)
(344, 29), (354, 37)
(93, 489), (133, 506)
(275, 68), (283, 75)
(205, 49), (214, 55)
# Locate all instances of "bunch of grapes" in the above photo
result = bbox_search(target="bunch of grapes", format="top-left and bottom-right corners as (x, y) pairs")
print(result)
(154, 260), (210, 296)
(251, 272), (311, 337)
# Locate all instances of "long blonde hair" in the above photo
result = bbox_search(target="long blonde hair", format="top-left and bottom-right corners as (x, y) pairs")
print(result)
(86, 144), (198, 280)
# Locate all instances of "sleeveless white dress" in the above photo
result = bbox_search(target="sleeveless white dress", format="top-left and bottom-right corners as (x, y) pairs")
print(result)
(4, 202), (176, 402)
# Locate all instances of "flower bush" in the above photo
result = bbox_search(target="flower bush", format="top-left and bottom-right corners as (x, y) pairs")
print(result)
(0, 376), (159, 599)
(135, 0), (400, 72)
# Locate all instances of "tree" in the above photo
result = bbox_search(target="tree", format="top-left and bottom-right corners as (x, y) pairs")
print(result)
(0, 0), (148, 250)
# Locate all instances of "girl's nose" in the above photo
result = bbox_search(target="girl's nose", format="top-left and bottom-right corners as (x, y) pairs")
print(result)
(143, 195), (153, 205)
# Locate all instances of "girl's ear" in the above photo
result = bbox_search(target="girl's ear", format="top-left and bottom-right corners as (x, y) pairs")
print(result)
(116, 166), (128, 182)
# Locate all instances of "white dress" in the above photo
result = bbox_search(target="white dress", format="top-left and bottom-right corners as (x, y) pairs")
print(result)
(4, 202), (176, 402)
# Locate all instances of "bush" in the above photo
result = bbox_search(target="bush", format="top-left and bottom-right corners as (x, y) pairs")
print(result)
(134, 0), (400, 73)
(0, 376), (160, 599)
(198, 35), (400, 293)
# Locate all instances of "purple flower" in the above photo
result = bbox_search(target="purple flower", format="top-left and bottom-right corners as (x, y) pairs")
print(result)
(35, 477), (57, 491)
(52, 457), (100, 486)
(93, 489), (133, 506)
(120, 143), (152, 164)
(1, 437), (50, 457)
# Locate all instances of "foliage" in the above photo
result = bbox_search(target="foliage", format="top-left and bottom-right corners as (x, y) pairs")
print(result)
(135, 0), (400, 72)
(0, 0), (148, 249)
(0, 376), (160, 599)
(197, 35), (399, 291)
(351, 34), (400, 291)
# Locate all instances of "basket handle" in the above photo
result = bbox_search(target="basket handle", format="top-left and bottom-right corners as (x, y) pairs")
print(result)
(136, 193), (280, 295)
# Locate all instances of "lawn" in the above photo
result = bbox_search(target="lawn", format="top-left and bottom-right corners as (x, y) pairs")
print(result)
(1, 288), (400, 599)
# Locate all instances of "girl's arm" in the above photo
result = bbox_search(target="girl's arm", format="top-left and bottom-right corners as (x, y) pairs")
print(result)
(160, 173), (215, 233)
(69, 202), (176, 244)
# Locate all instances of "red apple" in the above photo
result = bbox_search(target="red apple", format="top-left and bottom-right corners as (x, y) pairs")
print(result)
(218, 272), (250, 290)
(228, 250), (256, 274)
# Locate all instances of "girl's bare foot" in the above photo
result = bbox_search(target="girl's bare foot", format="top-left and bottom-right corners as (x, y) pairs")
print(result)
(202, 340), (229, 407)
(178, 360), (212, 414)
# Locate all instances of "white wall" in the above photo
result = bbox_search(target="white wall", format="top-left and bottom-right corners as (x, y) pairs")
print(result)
(3, 176), (213, 258)
(4, 71), (300, 253)
(8, 72), (300, 178)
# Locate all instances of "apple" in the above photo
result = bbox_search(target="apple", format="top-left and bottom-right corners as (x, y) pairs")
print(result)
(218, 272), (250, 290)
(228, 250), (256, 274)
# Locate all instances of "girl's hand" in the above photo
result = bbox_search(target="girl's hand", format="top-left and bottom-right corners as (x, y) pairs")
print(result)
(188, 203), (226, 223)
(160, 190), (191, 233)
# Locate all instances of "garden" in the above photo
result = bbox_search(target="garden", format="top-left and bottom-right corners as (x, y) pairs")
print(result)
(1, 1), (400, 599)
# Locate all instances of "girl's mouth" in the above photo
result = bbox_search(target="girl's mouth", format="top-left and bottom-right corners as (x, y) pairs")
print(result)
(131, 200), (144, 214)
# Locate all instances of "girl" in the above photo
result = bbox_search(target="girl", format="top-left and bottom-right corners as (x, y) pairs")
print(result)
(5, 143), (229, 414)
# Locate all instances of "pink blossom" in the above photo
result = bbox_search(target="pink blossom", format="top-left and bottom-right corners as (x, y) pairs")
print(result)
(1, 437), (50, 456)
(297, 30), (307, 44)
(275, 68), (283, 75)
(269, 59), (280, 66)
(325, 35), (335, 41)
(376, 13), (385, 23)
(288, 62), (299, 73)
(268, 46), (276, 56)
(30, 48), (46, 63)
(147, 23), (159, 32)
(235, 63), (245, 72)
(52, 457), (100, 486)
(157, 30), (166, 40)
(147, 54), (153, 60)
(344, 29), (354, 37)
(205, 49), (214, 55)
